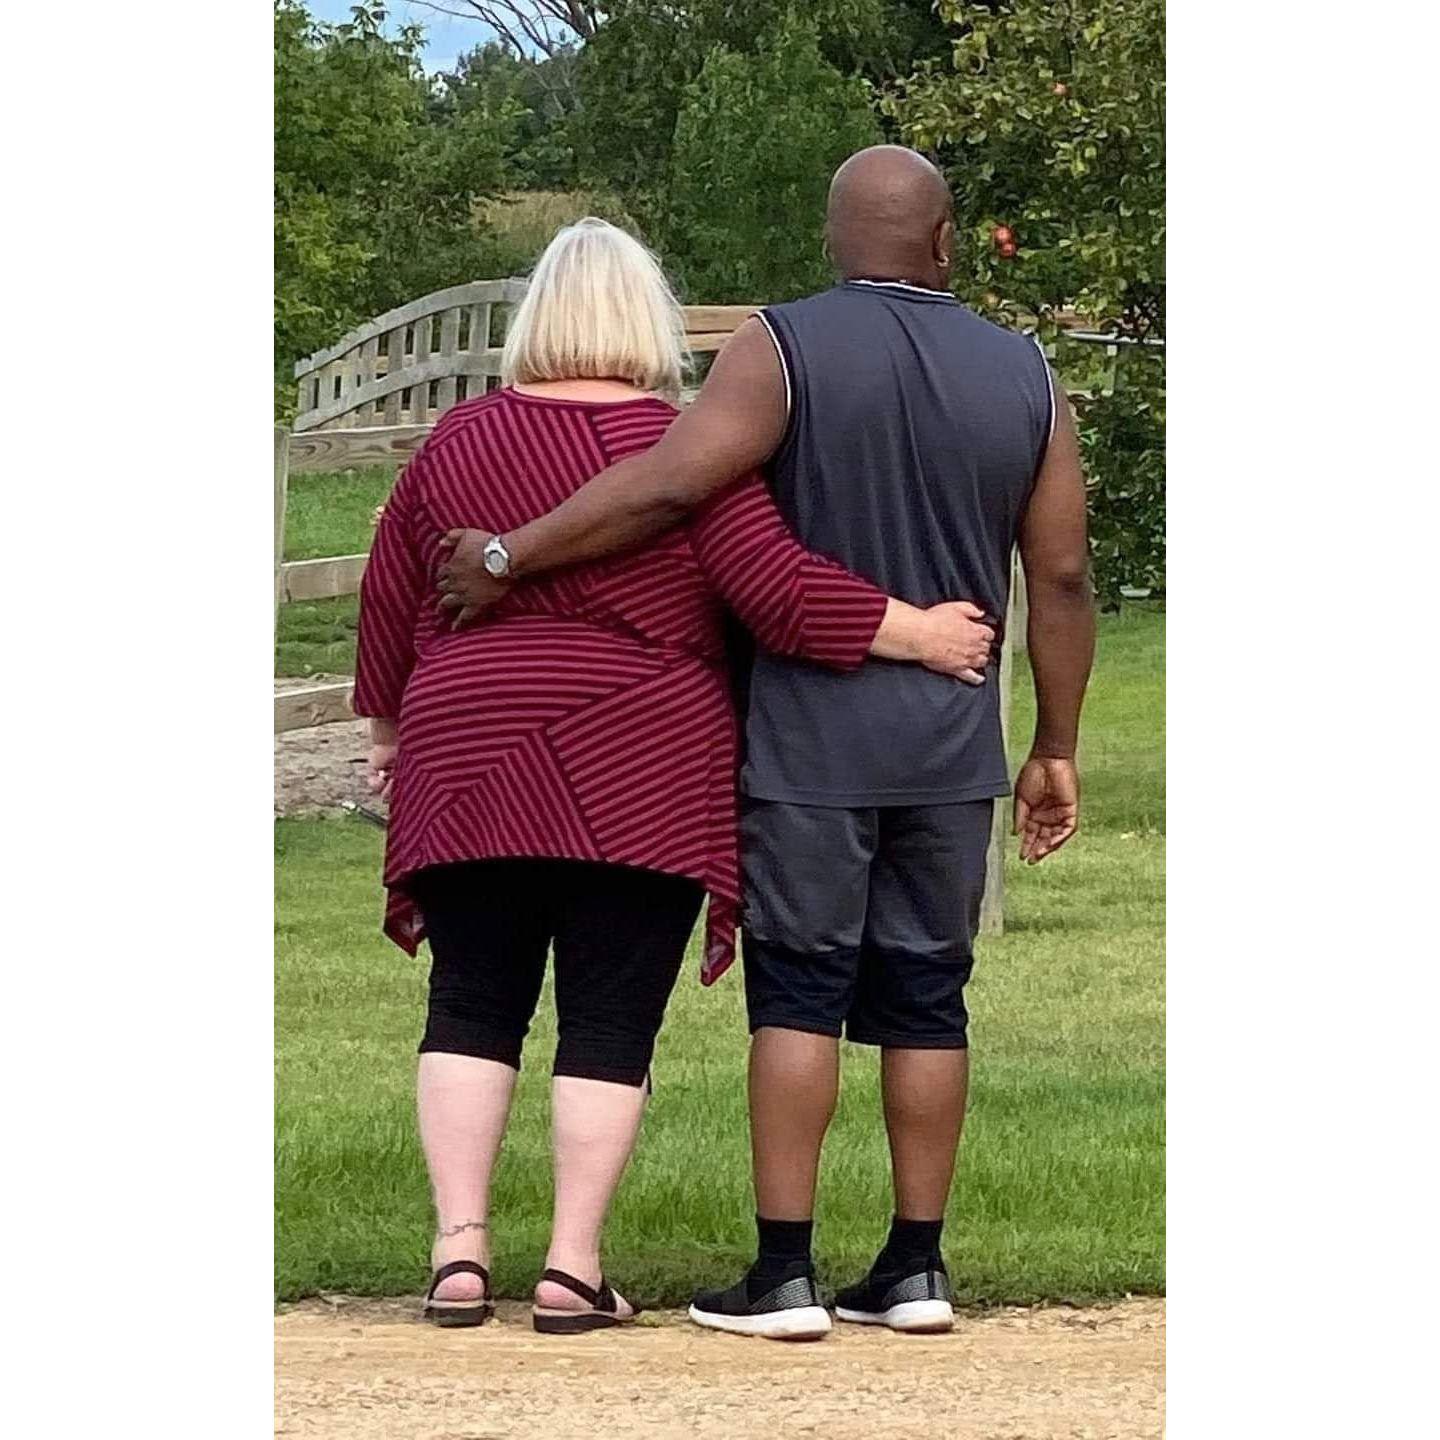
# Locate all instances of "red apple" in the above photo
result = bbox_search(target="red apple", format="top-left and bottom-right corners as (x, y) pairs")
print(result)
(992, 224), (1015, 248)
(998, 240), (1017, 259)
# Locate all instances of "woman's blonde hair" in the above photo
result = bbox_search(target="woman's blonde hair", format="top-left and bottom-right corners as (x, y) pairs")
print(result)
(501, 218), (687, 401)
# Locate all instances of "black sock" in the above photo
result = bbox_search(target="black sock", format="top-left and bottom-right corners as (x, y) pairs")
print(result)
(873, 1215), (944, 1278)
(750, 1215), (813, 1294)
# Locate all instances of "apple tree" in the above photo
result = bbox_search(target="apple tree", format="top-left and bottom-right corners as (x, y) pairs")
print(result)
(883, 0), (1165, 602)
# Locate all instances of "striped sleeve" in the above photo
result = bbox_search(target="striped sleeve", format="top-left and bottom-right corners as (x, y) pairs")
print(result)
(689, 473), (887, 670)
(353, 457), (428, 718)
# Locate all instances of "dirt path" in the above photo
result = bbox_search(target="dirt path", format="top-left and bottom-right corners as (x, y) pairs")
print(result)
(275, 678), (378, 819)
(276, 1296), (1163, 1439)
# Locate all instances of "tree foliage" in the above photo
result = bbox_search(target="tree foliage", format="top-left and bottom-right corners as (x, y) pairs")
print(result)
(883, 0), (1163, 332)
(437, 41), (581, 189)
(572, 1), (912, 213)
(662, 17), (881, 302)
(274, 1), (512, 408)
(883, 0), (1165, 600)
(1063, 338), (1165, 603)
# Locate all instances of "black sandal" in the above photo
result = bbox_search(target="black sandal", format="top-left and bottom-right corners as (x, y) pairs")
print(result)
(424, 1260), (493, 1327)
(532, 1267), (639, 1334)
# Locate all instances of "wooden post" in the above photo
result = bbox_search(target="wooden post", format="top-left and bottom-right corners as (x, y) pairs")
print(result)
(274, 426), (289, 636)
(336, 343), (358, 423)
(383, 328), (405, 425)
(979, 549), (1023, 936)
(1010, 554), (1029, 656)
(357, 335), (379, 423)
(436, 306), (461, 414)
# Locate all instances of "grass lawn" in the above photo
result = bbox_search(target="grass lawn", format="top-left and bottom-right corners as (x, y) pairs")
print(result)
(276, 466), (392, 677)
(276, 606), (1163, 1305)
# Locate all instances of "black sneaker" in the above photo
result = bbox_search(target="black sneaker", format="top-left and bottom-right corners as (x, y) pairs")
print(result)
(834, 1263), (955, 1333)
(688, 1262), (832, 1340)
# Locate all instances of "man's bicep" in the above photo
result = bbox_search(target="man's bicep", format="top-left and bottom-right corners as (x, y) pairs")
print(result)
(1019, 383), (1090, 585)
(653, 318), (788, 504)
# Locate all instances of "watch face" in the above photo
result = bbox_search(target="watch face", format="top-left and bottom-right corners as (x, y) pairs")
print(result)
(483, 538), (510, 577)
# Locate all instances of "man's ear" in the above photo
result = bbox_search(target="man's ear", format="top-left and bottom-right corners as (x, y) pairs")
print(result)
(935, 217), (956, 271)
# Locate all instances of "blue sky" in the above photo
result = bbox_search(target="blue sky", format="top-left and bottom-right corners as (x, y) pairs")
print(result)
(304, 0), (505, 73)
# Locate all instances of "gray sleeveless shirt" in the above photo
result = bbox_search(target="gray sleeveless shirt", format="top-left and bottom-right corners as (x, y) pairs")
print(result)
(740, 280), (1054, 806)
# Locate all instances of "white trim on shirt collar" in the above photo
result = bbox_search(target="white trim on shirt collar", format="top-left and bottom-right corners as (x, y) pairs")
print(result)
(846, 278), (956, 300)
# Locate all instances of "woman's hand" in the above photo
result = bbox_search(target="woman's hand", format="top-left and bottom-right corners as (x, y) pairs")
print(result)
(914, 601), (996, 684)
(367, 719), (399, 800)
(870, 598), (995, 682)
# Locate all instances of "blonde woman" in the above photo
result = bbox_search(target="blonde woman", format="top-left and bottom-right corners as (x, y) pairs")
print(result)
(353, 219), (995, 1332)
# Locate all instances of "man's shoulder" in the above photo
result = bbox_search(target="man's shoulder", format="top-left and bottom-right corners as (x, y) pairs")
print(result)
(761, 287), (844, 322)
(920, 304), (1047, 380)
(963, 308), (1042, 351)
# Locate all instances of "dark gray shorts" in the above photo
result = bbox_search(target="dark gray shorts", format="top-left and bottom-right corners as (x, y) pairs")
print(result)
(740, 799), (993, 1048)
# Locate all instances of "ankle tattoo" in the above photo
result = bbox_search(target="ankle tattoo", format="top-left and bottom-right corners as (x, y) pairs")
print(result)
(437, 1218), (489, 1239)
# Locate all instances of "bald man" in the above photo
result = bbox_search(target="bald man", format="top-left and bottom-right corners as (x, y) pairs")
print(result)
(437, 146), (1095, 1338)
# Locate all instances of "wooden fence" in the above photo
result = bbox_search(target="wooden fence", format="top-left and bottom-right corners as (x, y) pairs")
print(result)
(276, 281), (1024, 931)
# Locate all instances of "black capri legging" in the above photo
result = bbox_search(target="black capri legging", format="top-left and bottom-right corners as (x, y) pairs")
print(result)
(407, 858), (705, 1087)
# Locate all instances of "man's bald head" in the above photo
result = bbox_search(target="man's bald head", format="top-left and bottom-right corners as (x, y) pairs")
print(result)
(826, 145), (955, 289)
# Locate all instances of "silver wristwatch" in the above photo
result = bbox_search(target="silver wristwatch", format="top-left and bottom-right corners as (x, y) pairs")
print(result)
(482, 534), (513, 579)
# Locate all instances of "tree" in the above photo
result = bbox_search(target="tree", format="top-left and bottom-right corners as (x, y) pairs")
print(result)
(883, 0), (1165, 600)
(572, 1), (904, 211)
(1076, 347), (1165, 602)
(662, 17), (881, 302)
(274, 1), (514, 410)
(414, 0), (947, 75)
(413, 1), (604, 57)
(437, 40), (581, 189)
(883, 0), (1163, 332)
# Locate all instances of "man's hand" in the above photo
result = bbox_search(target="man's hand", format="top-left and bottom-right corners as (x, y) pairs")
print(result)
(916, 601), (996, 685)
(436, 528), (509, 628)
(1013, 755), (1080, 863)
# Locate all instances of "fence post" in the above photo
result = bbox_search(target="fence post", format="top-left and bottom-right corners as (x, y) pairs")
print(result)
(979, 549), (1023, 936)
(274, 425), (290, 636)
(1010, 554), (1029, 657)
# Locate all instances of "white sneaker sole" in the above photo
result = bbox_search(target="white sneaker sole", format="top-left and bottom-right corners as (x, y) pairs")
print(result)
(835, 1299), (955, 1333)
(687, 1303), (833, 1340)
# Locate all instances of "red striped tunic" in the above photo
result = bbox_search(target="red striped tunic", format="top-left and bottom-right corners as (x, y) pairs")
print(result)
(353, 389), (887, 982)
